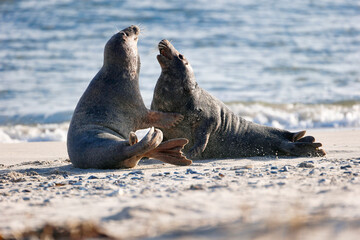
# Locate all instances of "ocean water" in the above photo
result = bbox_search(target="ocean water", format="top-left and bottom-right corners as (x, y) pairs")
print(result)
(1, 0), (359, 142)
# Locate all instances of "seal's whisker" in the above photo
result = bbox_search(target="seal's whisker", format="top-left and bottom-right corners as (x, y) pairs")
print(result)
(137, 23), (146, 34)
(115, 26), (120, 32)
(150, 46), (160, 54)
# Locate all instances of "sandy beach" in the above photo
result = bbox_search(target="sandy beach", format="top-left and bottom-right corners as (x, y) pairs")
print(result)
(1, 129), (360, 239)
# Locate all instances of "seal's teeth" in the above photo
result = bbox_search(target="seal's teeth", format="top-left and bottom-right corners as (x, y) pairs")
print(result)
(158, 42), (167, 50)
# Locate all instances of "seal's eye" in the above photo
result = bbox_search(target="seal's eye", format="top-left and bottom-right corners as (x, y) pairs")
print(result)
(179, 54), (184, 60)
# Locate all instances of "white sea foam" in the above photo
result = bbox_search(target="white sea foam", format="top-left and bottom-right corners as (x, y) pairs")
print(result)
(228, 102), (360, 129)
(0, 123), (69, 143)
(1, 102), (359, 143)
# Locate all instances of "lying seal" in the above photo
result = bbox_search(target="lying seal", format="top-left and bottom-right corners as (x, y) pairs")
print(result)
(67, 26), (191, 169)
(151, 39), (326, 159)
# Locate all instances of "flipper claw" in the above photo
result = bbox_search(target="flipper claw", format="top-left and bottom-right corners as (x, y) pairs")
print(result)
(129, 132), (138, 146)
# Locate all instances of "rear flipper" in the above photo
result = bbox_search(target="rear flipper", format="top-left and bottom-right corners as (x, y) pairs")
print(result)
(145, 138), (192, 166)
(290, 131), (318, 143)
(126, 127), (163, 156)
(280, 141), (326, 157)
(296, 136), (315, 143)
(282, 130), (326, 156)
(120, 127), (164, 168)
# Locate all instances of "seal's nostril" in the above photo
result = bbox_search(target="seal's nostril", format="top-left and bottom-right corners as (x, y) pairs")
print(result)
(179, 54), (184, 60)
(132, 26), (139, 34)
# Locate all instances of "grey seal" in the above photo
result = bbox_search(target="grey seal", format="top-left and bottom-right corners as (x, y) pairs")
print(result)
(67, 27), (191, 169)
(151, 39), (326, 159)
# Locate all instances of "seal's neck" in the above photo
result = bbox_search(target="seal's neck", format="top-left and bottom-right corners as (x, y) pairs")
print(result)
(103, 54), (140, 82)
(160, 69), (197, 93)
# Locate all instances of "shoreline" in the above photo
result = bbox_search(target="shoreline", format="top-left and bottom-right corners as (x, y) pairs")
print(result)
(1, 129), (360, 239)
(1, 127), (358, 165)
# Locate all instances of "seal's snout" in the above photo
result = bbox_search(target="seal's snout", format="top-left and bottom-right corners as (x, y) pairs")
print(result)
(131, 25), (140, 35)
(158, 40), (168, 52)
(158, 39), (173, 60)
(159, 39), (170, 48)
(121, 25), (140, 39)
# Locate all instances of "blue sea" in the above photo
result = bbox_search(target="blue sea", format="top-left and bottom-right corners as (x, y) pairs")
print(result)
(1, 0), (359, 142)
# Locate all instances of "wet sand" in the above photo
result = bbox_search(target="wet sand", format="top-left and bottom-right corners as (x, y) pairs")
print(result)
(1, 129), (360, 239)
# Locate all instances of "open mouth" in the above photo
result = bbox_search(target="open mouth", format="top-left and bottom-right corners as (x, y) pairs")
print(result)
(158, 40), (172, 60)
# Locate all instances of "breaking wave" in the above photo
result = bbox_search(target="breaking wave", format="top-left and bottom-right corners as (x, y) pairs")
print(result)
(1, 101), (359, 143)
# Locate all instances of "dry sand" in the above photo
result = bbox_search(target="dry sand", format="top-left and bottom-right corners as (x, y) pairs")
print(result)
(0, 129), (360, 239)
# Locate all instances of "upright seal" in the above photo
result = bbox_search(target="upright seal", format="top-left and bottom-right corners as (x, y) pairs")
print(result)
(67, 26), (191, 169)
(151, 39), (326, 159)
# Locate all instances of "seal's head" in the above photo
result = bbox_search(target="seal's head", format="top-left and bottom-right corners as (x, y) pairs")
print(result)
(104, 25), (140, 74)
(157, 39), (196, 91)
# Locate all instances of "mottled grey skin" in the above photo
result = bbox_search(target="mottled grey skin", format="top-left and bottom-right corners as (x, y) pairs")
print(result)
(67, 27), (191, 169)
(151, 39), (326, 160)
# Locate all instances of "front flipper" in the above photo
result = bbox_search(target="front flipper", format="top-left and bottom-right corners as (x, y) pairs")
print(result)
(187, 119), (214, 159)
(143, 110), (184, 129)
(145, 138), (192, 166)
(280, 141), (326, 157)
